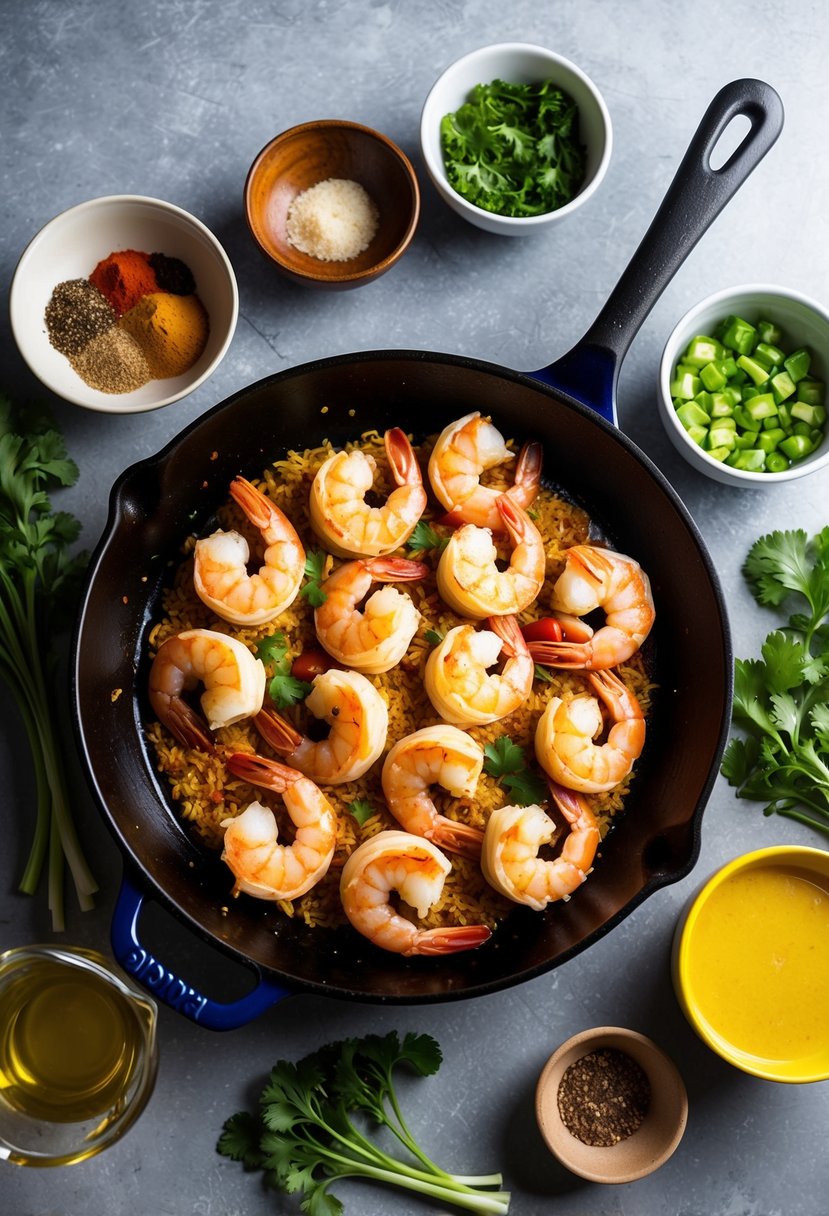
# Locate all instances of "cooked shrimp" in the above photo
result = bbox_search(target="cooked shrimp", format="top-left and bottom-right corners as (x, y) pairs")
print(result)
(221, 756), (336, 900)
(193, 477), (305, 626)
(534, 669), (646, 793)
(424, 614), (534, 726)
(314, 556), (429, 674)
(309, 428), (427, 558)
(381, 725), (485, 858)
(253, 668), (388, 784)
(339, 830), (492, 955)
(481, 783), (600, 910)
(527, 545), (655, 670)
(436, 495), (545, 619)
(428, 412), (543, 530)
(148, 628), (266, 752)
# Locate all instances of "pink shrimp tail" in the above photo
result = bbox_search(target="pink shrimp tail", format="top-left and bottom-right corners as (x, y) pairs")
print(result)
(385, 428), (424, 487)
(149, 691), (215, 753)
(486, 613), (530, 658)
(527, 638), (593, 669)
(226, 751), (301, 792)
(430, 819), (485, 860)
(229, 476), (271, 526)
(254, 706), (303, 753)
(363, 556), (431, 581)
(512, 439), (543, 490)
(547, 780), (592, 825)
(409, 924), (492, 955)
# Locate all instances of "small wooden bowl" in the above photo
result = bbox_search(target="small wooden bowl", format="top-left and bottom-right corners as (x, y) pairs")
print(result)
(535, 1026), (688, 1183)
(244, 120), (420, 289)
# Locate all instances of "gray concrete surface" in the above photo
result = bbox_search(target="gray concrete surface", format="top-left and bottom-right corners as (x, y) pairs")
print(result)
(1, 1), (828, 1213)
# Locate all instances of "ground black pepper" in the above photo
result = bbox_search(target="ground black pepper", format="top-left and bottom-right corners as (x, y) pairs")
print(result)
(557, 1047), (650, 1146)
(70, 328), (150, 393)
(44, 279), (115, 356)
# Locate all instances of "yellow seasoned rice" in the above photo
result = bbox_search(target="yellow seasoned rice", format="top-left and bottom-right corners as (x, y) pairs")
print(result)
(146, 429), (655, 933)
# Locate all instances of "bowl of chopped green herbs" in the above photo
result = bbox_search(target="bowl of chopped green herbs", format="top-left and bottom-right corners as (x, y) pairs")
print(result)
(658, 284), (829, 485)
(419, 42), (612, 234)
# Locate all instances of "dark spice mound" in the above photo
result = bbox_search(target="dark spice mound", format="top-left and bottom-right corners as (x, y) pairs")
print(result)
(557, 1047), (651, 1147)
(149, 252), (196, 295)
(44, 279), (115, 356)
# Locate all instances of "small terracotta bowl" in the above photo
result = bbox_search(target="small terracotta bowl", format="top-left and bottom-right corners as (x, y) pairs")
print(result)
(535, 1026), (688, 1183)
(244, 120), (420, 289)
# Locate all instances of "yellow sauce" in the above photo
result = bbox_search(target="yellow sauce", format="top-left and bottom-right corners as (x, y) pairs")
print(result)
(687, 866), (829, 1061)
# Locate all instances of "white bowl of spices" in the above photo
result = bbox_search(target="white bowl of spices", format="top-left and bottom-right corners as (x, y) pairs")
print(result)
(244, 120), (420, 289)
(10, 194), (238, 413)
(535, 1026), (688, 1183)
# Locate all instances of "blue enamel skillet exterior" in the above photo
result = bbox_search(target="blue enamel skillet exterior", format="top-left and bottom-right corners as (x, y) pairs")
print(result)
(75, 80), (782, 1029)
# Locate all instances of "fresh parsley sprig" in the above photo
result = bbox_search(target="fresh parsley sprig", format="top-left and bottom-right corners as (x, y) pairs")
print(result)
(0, 396), (97, 928)
(217, 1031), (509, 1216)
(256, 631), (312, 710)
(301, 549), (329, 607)
(407, 519), (449, 555)
(483, 736), (547, 806)
(440, 78), (587, 218)
(721, 528), (829, 836)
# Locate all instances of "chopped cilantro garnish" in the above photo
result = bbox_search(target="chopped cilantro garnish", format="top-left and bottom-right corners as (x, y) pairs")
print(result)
(256, 630), (312, 709)
(483, 736), (547, 806)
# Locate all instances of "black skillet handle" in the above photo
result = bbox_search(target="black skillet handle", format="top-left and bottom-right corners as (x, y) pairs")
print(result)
(532, 79), (784, 423)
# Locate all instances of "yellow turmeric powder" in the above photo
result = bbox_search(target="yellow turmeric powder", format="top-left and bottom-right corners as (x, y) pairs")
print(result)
(119, 292), (209, 378)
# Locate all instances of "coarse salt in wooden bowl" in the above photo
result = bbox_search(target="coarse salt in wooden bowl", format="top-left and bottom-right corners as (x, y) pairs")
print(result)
(244, 120), (420, 290)
(535, 1026), (688, 1183)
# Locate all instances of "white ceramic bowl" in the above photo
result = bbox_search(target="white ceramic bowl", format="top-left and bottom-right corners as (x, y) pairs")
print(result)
(420, 42), (612, 235)
(658, 284), (829, 487)
(10, 195), (239, 414)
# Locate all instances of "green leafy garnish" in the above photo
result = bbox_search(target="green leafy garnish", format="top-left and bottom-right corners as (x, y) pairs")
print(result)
(0, 396), (97, 928)
(217, 1031), (509, 1216)
(424, 628), (445, 646)
(407, 519), (449, 554)
(300, 549), (328, 606)
(721, 528), (829, 836)
(347, 798), (376, 826)
(256, 630), (312, 709)
(483, 736), (547, 806)
(533, 663), (554, 683)
(440, 78), (587, 218)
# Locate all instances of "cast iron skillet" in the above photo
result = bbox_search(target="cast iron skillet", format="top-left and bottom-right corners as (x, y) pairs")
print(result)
(74, 80), (782, 1028)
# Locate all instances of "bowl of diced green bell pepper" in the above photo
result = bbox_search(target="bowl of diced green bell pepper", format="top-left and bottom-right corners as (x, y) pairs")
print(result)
(658, 285), (829, 486)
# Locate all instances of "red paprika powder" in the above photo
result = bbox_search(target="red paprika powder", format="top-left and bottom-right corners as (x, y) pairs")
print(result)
(89, 249), (158, 317)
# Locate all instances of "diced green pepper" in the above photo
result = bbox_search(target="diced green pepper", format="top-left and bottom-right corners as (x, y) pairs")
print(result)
(765, 451), (790, 472)
(719, 314), (757, 355)
(746, 393), (778, 421)
(783, 347), (811, 383)
(753, 341), (786, 370)
(736, 354), (771, 386)
(780, 433), (816, 460)
(757, 319), (783, 346)
(694, 390), (714, 415)
(675, 400), (712, 430)
(734, 404), (762, 432)
(706, 446), (731, 463)
(770, 369), (796, 403)
(730, 449), (767, 471)
(708, 426), (737, 451)
(796, 378), (825, 406)
(791, 401), (823, 427)
(670, 371), (701, 399)
(684, 335), (724, 368)
(757, 428), (785, 453)
(699, 361), (727, 391)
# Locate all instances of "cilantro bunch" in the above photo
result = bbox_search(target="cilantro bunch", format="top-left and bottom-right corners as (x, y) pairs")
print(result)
(0, 397), (97, 928)
(440, 78), (587, 218)
(721, 528), (829, 835)
(218, 1031), (509, 1215)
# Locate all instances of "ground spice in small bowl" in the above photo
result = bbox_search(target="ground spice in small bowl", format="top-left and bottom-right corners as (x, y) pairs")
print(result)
(285, 178), (379, 261)
(44, 249), (209, 396)
(557, 1047), (651, 1147)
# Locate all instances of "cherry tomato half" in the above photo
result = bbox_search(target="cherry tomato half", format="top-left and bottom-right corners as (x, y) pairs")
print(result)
(520, 617), (564, 644)
(291, 649), (337, 681)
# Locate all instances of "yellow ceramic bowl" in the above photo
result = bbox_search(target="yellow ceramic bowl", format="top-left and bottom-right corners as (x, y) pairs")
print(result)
(672, 846), (829, 1082)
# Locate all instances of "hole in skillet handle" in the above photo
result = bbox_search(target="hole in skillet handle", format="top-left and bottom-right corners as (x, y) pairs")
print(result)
(111, 870), (291, 1030)
(526, 78), (784, 424)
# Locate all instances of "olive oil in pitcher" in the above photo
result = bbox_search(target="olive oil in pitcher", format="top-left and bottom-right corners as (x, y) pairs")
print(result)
(0, 945), (157, 1166)
(0, 958), (142, 1122)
